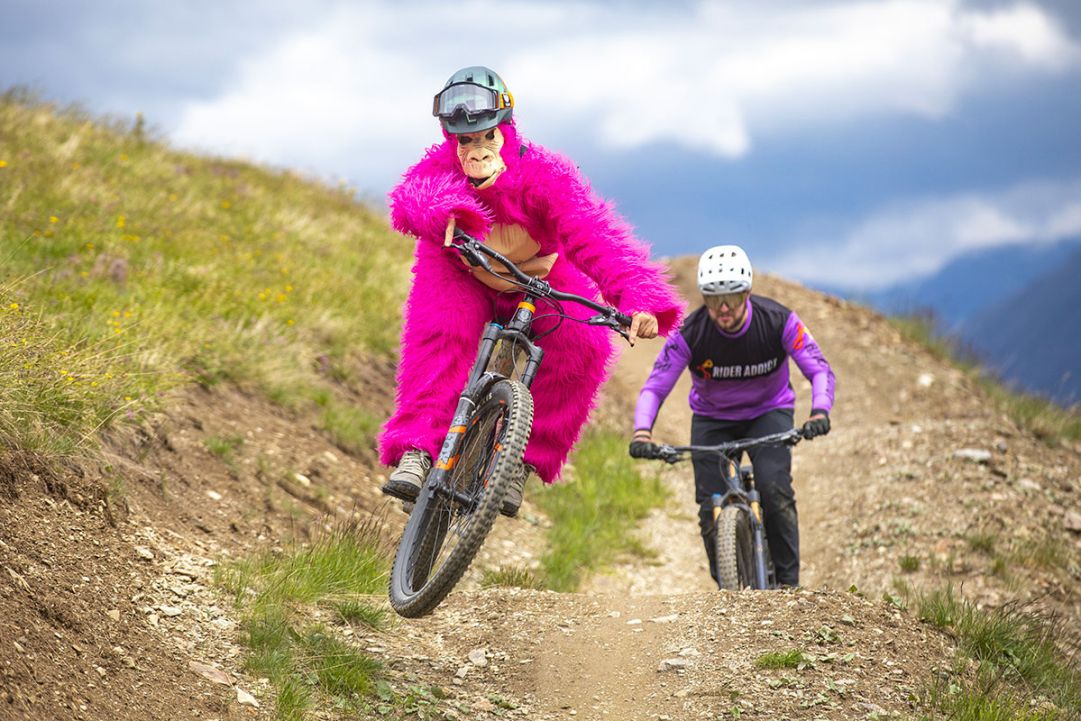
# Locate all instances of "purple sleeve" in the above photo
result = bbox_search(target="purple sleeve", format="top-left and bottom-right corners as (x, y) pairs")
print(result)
(782, 312), (835, 413)
(634, 332), (691, 431)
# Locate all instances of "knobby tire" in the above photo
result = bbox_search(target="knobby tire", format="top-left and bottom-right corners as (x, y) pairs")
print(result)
(715, 505), (755, 590)
(389, 379), (533, 617)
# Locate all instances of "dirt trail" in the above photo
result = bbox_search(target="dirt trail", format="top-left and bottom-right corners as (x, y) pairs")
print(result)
(3, 260), (1079, 720)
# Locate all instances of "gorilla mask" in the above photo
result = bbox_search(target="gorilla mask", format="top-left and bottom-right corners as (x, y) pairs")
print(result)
(456, 127), (506, 190)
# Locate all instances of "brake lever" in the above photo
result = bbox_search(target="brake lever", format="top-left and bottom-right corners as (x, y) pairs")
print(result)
(655, 445), (681, 464)
(587, 313), (632, 341)
(450, 239), (485, 268)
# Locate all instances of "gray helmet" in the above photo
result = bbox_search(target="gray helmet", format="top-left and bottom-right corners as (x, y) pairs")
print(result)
(432, 66), (514, 134)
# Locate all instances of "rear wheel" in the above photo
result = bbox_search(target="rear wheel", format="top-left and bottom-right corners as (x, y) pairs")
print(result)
(714, 505), (754, 590)
(389, 379), (533, 617)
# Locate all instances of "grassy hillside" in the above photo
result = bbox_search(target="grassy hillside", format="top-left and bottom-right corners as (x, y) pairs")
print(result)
(0, 90), (411, 456)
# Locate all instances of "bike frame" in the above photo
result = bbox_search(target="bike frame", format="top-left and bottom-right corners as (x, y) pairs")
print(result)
(709, 459), (771, 589)
(423, 232), (631, 508)
(424, 298), (542, 506)
(661, 428), (802, 590)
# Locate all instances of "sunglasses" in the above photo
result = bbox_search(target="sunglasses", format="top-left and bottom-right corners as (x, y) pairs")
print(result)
(704, 292), (747, 309)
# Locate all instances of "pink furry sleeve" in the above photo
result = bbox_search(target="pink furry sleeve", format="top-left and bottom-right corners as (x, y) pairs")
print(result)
(388, 144), (492, 243)
(537, 152), (685, 335)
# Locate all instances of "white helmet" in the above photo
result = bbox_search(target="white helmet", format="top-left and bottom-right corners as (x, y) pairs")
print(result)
(698, 245), (753, 295)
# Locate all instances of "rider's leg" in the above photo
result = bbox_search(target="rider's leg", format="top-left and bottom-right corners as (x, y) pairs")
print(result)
(524, 263), (614, 484)
(745, 408), (799, 587)
(378, 245), (493, 472)
(690, 414), (747, 583)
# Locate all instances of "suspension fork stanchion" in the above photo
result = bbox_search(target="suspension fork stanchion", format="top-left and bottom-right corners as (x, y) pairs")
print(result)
(507, 295), (545, 388)
(746, 478), (770, 589)
(469, 322), (503, 381)
(425, 322), (504, 494)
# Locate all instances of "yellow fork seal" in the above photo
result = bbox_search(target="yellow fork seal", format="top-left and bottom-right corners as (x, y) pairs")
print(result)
(517, 300), (536, 313)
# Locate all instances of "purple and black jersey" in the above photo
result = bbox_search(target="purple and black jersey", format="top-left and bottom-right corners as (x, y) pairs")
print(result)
(634, 295), (835, 429)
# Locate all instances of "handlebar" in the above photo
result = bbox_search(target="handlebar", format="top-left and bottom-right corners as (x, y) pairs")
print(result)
(449, 229), (634, 334)
(654, 427), (805, 464)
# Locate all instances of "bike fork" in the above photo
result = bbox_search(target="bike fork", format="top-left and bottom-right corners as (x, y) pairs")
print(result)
(747, 486), (770, 589)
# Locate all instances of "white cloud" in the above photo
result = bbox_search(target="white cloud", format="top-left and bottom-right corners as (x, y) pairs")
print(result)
(763, 177), (1081, 291)
(171, 0), (1080, 192)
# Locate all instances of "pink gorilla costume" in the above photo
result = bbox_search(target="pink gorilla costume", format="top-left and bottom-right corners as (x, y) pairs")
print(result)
(378, 120), (684, 483)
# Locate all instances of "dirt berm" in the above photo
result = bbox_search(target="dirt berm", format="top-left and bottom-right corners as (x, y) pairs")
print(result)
(1, 258), (1078, 720)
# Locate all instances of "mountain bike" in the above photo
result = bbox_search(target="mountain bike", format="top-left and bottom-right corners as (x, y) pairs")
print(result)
(388, 229), (632, 618)
(650, 429), (805, 590)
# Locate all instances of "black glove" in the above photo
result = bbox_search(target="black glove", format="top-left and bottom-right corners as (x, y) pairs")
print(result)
(802, 409), (831, 439)
(629, 440), (662, 459)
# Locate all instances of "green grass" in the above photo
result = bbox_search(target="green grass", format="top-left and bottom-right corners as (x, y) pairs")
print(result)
(205, 434), (244, 461)
(912, 585), (1081, 718)
(966, 530), (998, 555)
(888, 315), (1081, 444)
(0, 91), (410, 458)
(754, 649), (807, 669)
(333, 599), (387, 629)
(924, 681), (1059, 721)
(899, 554), (921, 573)
(216, 517), (391, 719)
(317, 396), (382, 456)
(480, 565), (544, 590)
(532, 429), (668, 591)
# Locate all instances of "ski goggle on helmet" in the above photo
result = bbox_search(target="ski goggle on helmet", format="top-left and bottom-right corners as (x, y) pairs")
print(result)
(432, 66), (514, 134)
(698, 245), (753, 295)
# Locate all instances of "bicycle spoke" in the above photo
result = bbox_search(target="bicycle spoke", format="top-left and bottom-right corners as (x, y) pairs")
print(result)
(390, 379), (534, 617)
(414, 406), (503, 587)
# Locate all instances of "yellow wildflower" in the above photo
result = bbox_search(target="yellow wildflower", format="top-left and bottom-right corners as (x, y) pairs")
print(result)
(287, 319), (295, 326)
(119, 153), (128, 162)
(8, 303), (18, 310)
(49, 216), (59, 224)
(221, 200), (231, 209)
(116, 215), (126, 229)
(0, 160), (7, 168)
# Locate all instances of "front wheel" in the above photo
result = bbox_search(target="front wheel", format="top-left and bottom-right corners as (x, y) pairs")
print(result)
(389, 379), (533, 617)
(714, 505), (755, 590)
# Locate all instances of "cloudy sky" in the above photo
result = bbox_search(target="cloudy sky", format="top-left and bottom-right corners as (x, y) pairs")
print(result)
(3, 0), (1080, 293)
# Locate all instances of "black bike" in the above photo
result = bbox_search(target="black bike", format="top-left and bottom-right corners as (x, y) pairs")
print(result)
(388, 230), (632, 617)
(650, 429), (805, 590)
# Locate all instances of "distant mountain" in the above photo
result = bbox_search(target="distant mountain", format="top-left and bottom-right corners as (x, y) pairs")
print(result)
(857, 239), (1081, 332)
(962, 245), (1081, 406)
(821, 238), (1081, 407)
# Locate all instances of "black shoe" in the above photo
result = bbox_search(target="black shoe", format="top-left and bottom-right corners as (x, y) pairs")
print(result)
(500, 463), (534, 518)
(381, 477), (420, 502)
(380, 450), (430, 502)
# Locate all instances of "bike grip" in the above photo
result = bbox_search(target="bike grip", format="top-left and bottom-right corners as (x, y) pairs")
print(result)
(614, 311), (633, 327)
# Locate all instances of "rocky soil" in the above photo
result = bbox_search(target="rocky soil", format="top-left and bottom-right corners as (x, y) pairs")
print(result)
(2, 259), (1079, 720)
